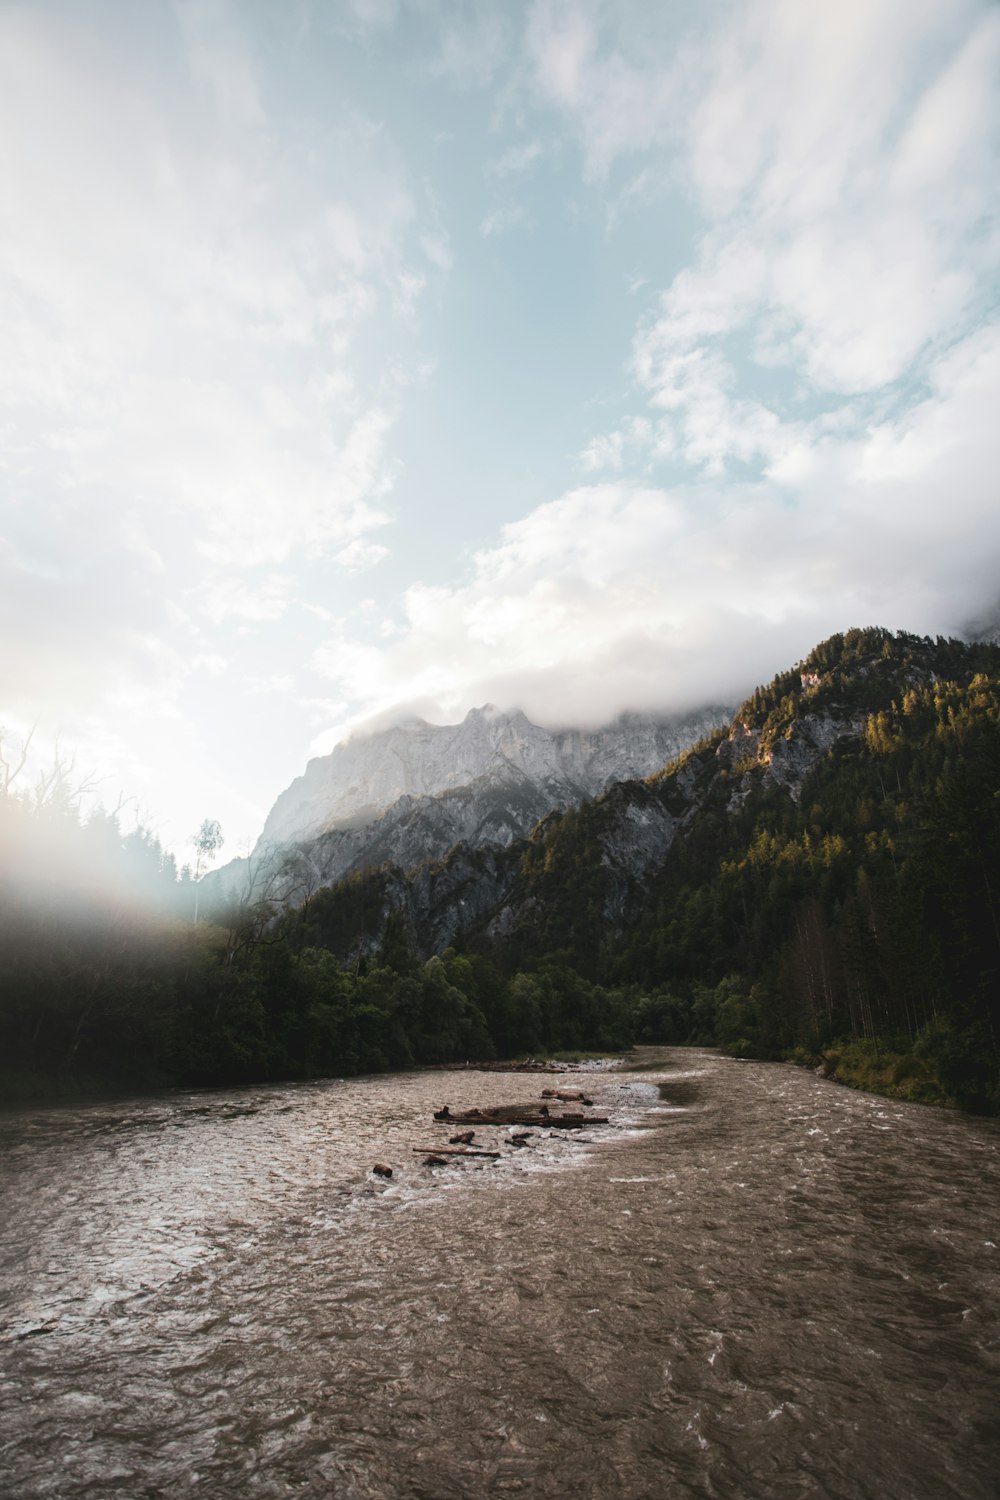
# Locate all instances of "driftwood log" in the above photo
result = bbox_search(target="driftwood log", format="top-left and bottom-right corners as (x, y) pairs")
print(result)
(412, 1146), (501, 1159)
(437, 1112), (608, 1129)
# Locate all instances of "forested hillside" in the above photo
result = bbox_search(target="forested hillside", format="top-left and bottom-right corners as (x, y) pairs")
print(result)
(533, 628), (1000, 1111)
(1, 628), (998, 1112)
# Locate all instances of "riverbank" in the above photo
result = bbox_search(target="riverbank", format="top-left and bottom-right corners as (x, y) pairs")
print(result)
(0, 1039), (969, 1116)
(811, 1037), (951, 1104)
(724, 1031), (999, 1115)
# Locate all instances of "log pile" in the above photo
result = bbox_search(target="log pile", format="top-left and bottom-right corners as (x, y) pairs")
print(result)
(373, 1085), (610, 1179)
(433, 1106), (608, 1128)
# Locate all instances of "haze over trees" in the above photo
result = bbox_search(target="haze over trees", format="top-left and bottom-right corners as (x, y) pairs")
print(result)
(1, 629), (997, 1113)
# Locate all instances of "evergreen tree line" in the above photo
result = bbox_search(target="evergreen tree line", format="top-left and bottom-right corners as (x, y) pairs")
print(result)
(1, 629), (997, 1111)
(0, 771), (636, 1100)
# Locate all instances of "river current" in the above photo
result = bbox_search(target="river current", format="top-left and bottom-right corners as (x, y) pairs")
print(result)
(1, 1050), (998, 1499)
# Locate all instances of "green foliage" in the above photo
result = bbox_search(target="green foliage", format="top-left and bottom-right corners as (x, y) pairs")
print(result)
(816, 1038), (947, 1106)
(2, 629), (999, 1112)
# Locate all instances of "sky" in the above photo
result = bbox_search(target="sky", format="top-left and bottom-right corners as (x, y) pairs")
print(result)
(2, 0), (998, 865)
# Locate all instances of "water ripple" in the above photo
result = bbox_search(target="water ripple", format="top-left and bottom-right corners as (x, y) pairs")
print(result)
(1, 1051), (998, 1498)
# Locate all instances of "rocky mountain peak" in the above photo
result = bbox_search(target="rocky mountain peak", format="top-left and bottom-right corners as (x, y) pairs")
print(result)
(257, 701), (729, 852)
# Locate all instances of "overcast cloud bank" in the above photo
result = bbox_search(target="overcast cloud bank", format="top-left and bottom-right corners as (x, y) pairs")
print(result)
(1, 0), (997, 852)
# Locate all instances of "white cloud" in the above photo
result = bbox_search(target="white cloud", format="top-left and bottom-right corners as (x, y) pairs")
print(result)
(5, 0), (998, 853)
(335, 538), (390, 574)
(0, 3), (420, 734)
(425, 7), (513, 88)
(526, 0), (677, 179)
(545, 0), (999, 502)
(200, 575), (292, 625)
(527, 2), (597, 111)
(580, 431), (625, 472)
(312, 321), (1000, 732)
(481, 203), (530, 238)
(420, 232), (454, 272)
(490, 140), (543, 176)
(579, 417), (653, 473)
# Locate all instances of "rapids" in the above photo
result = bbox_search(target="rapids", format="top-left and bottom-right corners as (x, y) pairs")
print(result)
(1, 1050), (997, 1498)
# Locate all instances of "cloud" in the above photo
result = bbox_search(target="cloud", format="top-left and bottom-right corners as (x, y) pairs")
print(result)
(420, 231), (454, 272)
(527, 1), (597, 111)
(0, 2), (422, 734)
(579, 417), (653, 473)
(540, 0), (1000, 504)
(424, 6), (513, 87)
(490, 140), (544, 176)
(480, 202), (530, 238)
(6, 0), (998, 854)
(525, 0), (678, 179)
(480, 140), (544, 238)
(335, 538), (390, 574)
(312, 320), (1000, 732)
(199, 575), (292, 625)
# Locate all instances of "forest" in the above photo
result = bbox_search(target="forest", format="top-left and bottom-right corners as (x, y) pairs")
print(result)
(1, 628), (998, 1113)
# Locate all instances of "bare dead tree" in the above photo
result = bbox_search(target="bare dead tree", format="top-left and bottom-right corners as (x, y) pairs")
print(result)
(30, 739), (102, 812)
(0, 723), (36, 795)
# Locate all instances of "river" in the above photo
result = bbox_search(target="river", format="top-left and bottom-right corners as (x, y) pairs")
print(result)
(1, 1050), (998, 1499)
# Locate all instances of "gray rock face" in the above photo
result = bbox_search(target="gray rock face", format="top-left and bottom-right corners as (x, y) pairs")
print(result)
(597, 784), (682, 920)
(762, 712), (863, 799)
(204, 703), (727, 913)
(241, 704), (726, 906)
(279, 776), (561, 898)
(715, 710), (862, 811)
(260, 704), (727, 848)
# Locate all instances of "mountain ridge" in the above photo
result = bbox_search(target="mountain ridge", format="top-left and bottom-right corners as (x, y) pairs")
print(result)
(214, 701), (730, 903)
(286, 627), (1000, 980)
(260, 702), (731, 847)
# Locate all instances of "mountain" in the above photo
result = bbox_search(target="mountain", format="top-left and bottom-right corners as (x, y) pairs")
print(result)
(282, 637), (897, 961)
(6, 626), (998, 1112)
(282, 627), (1000, 1112)
(245, 702), (728, 896)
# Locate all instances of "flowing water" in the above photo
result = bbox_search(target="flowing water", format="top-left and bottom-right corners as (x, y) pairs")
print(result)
(1, 1050), (998, 1499)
